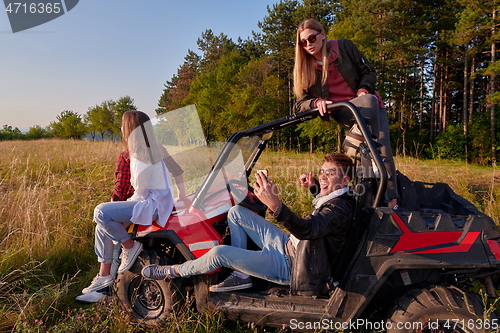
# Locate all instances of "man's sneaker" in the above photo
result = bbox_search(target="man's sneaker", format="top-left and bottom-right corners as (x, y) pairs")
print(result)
(209, 272), (252, 292)
(82, 274), (114, 294)
(141, 264), (177, 280)
(118, 241), (143, 274)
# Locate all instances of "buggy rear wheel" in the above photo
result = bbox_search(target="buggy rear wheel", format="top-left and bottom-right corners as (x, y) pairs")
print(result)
(386, 286), (496, 333)
(114, 249), (185, 325)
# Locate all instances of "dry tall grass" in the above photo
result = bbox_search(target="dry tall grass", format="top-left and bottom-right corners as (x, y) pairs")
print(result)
(0, 139), (119, 269)
(0, 139), (121, 331)
(0, 139), (499, 332)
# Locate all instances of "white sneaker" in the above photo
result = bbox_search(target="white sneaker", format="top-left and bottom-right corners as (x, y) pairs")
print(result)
(118, 241), (143, 274)
(82, 275), (114, 294)
(76, 291), (107, 303)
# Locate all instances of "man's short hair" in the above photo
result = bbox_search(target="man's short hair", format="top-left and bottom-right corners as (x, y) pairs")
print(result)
(323, 153), (354, 180)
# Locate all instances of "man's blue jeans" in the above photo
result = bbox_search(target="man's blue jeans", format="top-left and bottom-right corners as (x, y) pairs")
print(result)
(177, 205), (291, 285)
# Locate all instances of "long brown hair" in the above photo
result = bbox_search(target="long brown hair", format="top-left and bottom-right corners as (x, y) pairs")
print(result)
(293, 19), (330, 98)
(121, 110), (166, 164)
(121, 110), (148, 149)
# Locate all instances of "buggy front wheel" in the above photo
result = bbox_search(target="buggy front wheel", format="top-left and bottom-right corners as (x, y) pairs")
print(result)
(114, 250), (185, 325)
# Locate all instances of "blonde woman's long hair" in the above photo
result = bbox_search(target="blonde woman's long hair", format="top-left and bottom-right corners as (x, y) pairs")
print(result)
(293, 18), (330, 98)
(121, 110), (167, 165)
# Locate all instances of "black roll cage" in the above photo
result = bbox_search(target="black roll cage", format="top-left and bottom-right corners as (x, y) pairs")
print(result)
(191, 101), (387, 210)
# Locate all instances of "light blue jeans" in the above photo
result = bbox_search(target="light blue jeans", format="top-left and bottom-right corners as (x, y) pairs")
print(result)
(93, 201), (158, 264)
(177, 206), (291, 285)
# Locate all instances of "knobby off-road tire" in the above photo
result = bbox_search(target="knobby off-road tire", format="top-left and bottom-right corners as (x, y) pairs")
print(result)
(386, 285), (497, 333)
(114, 249), (186, 326)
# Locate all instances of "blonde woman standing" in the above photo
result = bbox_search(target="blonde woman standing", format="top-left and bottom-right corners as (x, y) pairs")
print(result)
(293, 18), (398, 208)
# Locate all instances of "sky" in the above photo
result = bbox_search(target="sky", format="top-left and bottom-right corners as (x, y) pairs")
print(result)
(0, 0), (277, 131)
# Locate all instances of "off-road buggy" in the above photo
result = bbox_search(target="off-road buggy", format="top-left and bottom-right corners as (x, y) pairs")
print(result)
(114, 103), (500, 332)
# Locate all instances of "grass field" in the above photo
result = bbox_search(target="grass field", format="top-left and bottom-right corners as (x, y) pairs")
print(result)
(0, 139), (499, 332)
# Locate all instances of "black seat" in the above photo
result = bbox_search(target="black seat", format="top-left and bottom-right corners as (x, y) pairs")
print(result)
(331, 145), (375, 283)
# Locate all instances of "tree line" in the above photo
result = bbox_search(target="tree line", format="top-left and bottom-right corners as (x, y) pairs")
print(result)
(2, 0), (499, 165)
(0, 96), (136, 141)
(157, 0), (499, 165)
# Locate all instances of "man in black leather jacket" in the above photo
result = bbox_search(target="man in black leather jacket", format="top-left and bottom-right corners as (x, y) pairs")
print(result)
(142, 152), (355, 296)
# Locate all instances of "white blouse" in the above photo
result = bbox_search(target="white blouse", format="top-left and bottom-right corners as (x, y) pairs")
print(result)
(128, 157), (174, 227)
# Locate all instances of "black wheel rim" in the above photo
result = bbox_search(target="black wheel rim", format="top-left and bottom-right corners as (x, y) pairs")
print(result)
(128, 275), (165, 319)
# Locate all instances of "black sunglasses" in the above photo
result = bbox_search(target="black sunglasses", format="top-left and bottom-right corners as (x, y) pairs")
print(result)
(299, 31), (321, 47)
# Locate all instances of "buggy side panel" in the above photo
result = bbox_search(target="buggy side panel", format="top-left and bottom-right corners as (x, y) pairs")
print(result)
(327, 180), (500, 322)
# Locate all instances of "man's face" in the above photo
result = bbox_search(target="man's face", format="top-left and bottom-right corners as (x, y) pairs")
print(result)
(318, 162), (349, 196)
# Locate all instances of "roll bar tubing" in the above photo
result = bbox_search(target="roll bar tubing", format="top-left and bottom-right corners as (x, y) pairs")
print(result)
(191, 101), (387, 209)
